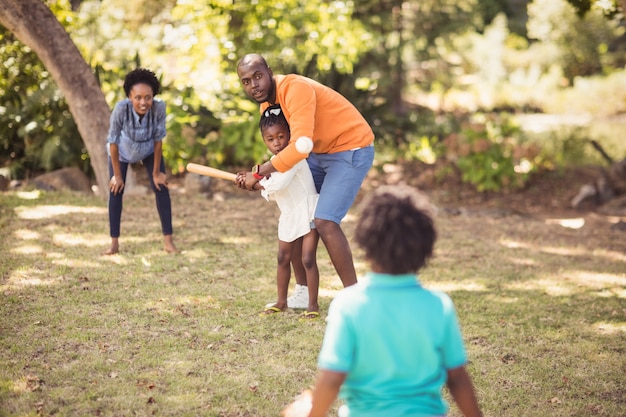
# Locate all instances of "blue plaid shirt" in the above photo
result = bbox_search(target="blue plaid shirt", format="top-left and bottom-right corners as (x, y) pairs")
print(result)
(106, 98), (166, 163)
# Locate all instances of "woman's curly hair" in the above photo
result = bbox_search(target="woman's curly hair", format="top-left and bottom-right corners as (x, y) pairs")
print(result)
(354, 185), (437, 274)
(123, 68), (161, 97)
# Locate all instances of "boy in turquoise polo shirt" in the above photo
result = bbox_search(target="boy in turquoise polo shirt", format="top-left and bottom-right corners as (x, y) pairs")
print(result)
(282, 185), (482, 417)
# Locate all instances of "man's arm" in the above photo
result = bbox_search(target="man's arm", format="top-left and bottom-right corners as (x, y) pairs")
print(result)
(269, 78), (316, 173)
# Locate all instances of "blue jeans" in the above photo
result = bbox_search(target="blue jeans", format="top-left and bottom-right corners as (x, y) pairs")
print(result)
(108, 153), (173, 238)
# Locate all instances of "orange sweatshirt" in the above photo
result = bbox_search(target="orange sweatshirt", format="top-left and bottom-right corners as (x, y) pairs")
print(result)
(261, 74), (374, 172)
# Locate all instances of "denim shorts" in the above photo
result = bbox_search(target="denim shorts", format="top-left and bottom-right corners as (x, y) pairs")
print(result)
(307, 144), (374, 224)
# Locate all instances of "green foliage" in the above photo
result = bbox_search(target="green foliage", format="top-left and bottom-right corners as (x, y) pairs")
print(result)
(216, 117), (270, 168)
(565, 0), (621, 17)
(222, 0), (373, 74)
(368, 106), (462, 168)
(0, 27), (87, 179)
(528, 127), (599, 170)
(527, 0), (623, 82)
(164, 90), (268, 173)
(160, 84), (276, 173)
(444, 113), (547, 192)
(542, 71), (626, 116)
(4, 0), (626, 181)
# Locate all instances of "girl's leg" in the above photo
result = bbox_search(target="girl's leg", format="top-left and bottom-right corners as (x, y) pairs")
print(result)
(262, 240), (293, 314)
(301, 230), (320, 314)
(287, 238), (309, 309)
(275, 240), (294, 308)
(104, 159), (128, 255)
(291, 238), (308, 287)
(143, 153), (177, 253)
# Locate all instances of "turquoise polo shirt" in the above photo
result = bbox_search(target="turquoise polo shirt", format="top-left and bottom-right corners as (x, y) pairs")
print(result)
(317, 272), (468, 417)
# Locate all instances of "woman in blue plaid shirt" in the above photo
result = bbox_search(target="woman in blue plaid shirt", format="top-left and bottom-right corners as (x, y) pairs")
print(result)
(104, 68), (178, 255)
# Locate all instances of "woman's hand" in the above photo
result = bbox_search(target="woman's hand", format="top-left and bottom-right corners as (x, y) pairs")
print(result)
(109, 175), (125, 195)
(153, 171), (168, 191)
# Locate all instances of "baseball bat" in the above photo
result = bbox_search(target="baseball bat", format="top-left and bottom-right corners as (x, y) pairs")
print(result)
(186, 163), (237, 181)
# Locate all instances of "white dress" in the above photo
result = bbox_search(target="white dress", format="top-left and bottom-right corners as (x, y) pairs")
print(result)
(260, 159), (319, 242)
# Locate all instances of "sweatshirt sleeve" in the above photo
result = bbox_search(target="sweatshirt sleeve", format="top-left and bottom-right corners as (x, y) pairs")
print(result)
(270, 78), (316, 172)
(282, 78), (316, 144)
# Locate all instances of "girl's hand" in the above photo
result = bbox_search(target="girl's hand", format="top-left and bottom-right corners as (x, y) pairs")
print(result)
(109, 175), (125, 195)
(153, 171), (168, 191)
(234, 172), (246, 188)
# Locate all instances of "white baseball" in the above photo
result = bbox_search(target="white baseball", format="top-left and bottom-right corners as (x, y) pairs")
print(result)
(295, 136), (313, 154)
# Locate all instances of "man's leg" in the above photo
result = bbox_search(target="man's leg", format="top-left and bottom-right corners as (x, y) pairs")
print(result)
(315, 218), (357, 287)
(308, 145), (374, 287)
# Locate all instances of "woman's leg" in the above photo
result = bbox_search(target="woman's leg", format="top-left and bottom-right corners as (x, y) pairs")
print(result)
(104, 158), (129, 255)
(143, 153), (177, 253)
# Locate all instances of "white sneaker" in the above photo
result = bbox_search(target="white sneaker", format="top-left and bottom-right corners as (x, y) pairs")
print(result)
(287, 284), (309, 309)
(265, 284), (309, 309)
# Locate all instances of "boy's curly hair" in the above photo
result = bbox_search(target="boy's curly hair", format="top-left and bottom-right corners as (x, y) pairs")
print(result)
(123, 68), (161, 97)
(355, 185), (437, 274)
(259, 104), (289, 132)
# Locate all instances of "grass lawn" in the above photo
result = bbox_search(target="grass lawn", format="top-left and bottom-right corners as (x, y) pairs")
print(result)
(0, 185), (625, 416)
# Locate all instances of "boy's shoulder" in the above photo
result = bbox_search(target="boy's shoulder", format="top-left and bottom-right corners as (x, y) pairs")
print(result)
(334, 279), (456, 309)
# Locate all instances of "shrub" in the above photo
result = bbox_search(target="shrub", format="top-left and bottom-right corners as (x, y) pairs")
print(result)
(443, 113), (545, 192)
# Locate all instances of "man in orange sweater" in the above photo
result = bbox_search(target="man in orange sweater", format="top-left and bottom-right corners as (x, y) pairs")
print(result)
(236, 53), (375, 292)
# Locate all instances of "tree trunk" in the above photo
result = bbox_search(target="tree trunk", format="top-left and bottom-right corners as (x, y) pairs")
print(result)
(0, 0), (110, 198)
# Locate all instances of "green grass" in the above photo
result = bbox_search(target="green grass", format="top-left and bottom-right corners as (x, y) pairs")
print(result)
(1, 188), (625, 416)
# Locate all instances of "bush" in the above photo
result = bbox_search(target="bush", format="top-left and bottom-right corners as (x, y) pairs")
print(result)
(443, 113), (545, 192)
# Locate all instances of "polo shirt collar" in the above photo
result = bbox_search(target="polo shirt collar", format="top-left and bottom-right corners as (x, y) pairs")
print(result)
(362, 272), (422, 288)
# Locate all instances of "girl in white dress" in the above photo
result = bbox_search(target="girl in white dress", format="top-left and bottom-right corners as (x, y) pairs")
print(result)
(240, 104), (320, 319)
